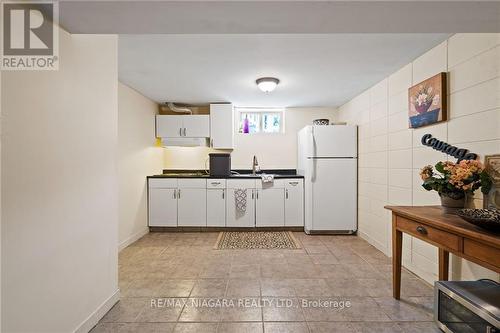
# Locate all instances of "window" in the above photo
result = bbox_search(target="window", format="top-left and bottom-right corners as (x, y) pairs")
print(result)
(236, 108), (285, 134)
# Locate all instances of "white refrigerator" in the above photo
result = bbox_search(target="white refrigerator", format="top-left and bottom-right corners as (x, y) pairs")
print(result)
(298, 125), (357, 234)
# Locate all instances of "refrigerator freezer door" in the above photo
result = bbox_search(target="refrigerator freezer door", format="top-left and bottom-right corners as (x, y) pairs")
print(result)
(307, 158), (357, 232)
(299, 125), (357, 158)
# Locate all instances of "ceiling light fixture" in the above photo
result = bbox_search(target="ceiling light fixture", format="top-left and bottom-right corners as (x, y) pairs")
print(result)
(256, 77), (280, 92)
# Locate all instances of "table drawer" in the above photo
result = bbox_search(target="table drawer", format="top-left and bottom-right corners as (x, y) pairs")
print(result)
(463, 239), (500, 270)
(396, 216), (460, 251)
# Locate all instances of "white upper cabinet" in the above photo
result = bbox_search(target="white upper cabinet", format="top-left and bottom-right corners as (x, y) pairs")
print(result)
(156, 115), (184, 138)
(210, 104), (234, 149)
(182, 115), (210, 138)
(156, 115), (209, 138)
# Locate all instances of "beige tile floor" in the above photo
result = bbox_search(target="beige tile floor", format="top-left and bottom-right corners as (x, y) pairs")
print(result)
(91, 232), (440, 333)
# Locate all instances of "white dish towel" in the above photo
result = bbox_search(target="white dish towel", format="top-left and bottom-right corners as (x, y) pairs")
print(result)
(234, 188), (247, 212)
(261, 174), (274, 184)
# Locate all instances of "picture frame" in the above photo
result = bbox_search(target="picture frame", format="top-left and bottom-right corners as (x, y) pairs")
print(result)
(484, 154), (500, 209)
(408, 72), (447, 129)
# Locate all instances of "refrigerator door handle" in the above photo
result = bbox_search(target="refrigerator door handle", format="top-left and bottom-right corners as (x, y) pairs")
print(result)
(311, 158), (317, 182)
(311, 126), (317, 158)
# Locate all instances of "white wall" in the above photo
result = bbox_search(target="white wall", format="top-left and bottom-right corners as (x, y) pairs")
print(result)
(163, 107), (337, 169)
(118, 82), (163, 250)
(1, 30), (119, 332)
(337, 33), (500, 283)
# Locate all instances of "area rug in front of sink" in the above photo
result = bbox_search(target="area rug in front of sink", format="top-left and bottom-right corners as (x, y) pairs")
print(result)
(214, 231), (301, 249)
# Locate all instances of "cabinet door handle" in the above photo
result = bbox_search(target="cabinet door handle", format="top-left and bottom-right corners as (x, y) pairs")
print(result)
(285, 189), (289, 199)
(416, 226), (427, 235)
(251, 190), (254, 199)
(179, 128), (182, 136)
(256, 190), (259, 200)
(289, 181), (299, 186)
(178, 189), (181, 199)
(183, 128), (187, 136)
(173, 189), (177, 199)
(222, 189), (225, 199)
(211, 181), (220, 185)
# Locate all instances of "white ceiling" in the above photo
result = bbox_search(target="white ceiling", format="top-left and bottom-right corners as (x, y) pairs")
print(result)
(60, 1), (500, 34)
(59, 1), (492, 107)
(118, 34), (450, 107)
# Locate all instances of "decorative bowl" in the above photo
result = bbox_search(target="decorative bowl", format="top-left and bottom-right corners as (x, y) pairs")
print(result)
(409, 109), (440, 128)
(313, 119), (329, 125)
(456, 209), (500, 232)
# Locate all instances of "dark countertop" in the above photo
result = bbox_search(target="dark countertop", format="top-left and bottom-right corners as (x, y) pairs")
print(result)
(147, 169), (304, 179)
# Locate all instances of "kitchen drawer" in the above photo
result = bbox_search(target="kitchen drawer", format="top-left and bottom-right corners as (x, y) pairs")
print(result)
(148, 178), (178, 188)
(226, 179), (256, 189)
(396, 216), (460, 251)
(463, 239), (500, 269)
(256, 179), (285, 189)
(285, 179), (303, 188)
(207, 179), (226, 189)
(178, 179), (206, 188)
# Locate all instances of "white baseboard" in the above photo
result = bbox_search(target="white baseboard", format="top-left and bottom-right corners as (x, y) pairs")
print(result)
(74, 289), (120, 333)
(119, 227), (149, 252)
(358, 230), (390, 256)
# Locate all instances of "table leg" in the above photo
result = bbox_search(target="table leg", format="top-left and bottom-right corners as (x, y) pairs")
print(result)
(392, 214), (402, 300)
(439, 248), (449, 281)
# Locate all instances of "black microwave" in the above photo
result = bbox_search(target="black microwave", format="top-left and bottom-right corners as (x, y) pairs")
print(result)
(435, 280), (500, 333)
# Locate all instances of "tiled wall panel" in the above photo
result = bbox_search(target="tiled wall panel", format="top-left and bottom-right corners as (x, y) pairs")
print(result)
(338, 33), (500, 284)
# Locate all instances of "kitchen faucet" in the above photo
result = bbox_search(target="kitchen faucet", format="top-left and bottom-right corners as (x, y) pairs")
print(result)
(252, 155), (260, 175)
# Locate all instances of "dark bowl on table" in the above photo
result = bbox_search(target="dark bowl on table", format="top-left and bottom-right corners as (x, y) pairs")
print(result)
(456, 209), (500, 232)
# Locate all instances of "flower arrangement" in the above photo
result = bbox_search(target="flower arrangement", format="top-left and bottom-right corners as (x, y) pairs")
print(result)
(420, 160), (492, 199)
(412, 85), (438, 114)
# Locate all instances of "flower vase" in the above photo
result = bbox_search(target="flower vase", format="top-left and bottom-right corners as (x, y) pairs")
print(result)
(440, 194), (466, 214)
(243, 117), (249, 134)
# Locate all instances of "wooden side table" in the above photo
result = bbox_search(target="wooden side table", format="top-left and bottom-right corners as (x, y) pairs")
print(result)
(385, 206), (500, 300)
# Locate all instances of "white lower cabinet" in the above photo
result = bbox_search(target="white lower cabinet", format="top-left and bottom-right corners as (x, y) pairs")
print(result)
(148, 179), (178, 227)
(178, 188), (206, 226)
(226, 179), (255, 227)
(207, 189), (226, 227)
(285, 179), (304, 226)
(149, 177), (304, 228)
(256, 186), (285, 227)
(148, 178), (207, 227)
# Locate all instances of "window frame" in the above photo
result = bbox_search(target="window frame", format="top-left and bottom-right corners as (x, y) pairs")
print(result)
(235, 107), (285, 135)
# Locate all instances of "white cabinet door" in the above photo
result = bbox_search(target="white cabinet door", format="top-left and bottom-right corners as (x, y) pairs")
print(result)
(226, 188), (255, 227)
(156, 115), (183, 138)
(207, 189), (226, 227)
(149, 188), (178, 226)
(255, 188), (285, 227)
(183, 115), (210, 138)
(210, 104), (234, 149)
(178, 188), (207, 226)
(285, 180), (304, 226)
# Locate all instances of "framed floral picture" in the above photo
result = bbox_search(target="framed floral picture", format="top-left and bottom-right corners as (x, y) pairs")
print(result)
(484, 154), (500, 209)
(408, 72), (447, 129)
